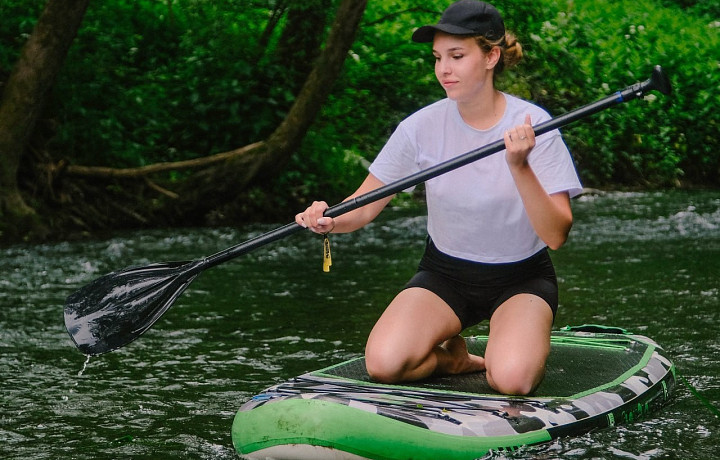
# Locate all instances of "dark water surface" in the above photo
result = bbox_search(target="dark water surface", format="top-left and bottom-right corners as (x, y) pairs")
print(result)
(1, 190), (718, 459)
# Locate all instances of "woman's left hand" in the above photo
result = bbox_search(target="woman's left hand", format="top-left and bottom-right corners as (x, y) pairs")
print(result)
(503, 114), (536, 169)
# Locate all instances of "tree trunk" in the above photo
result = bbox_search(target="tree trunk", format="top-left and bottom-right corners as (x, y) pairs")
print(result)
(0, 0), (89, 237)
(274, 0), (332, 94)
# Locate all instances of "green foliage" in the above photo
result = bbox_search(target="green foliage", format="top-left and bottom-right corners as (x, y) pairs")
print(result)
(519, 0), (720, 186)
(0, 0), (42, 72)
(47, 0), (279, 167)
(658, 0), (720, 18)
(1, 0), (719, 215)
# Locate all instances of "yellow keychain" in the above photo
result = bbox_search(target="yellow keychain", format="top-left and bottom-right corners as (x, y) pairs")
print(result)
(322, 233), (332, 272)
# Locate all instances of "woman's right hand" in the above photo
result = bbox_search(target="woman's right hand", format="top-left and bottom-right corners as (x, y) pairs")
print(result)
(295, 201), (335, 234)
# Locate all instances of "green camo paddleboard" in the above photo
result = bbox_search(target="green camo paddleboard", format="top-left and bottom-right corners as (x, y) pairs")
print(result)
(232, 325), (675, 460)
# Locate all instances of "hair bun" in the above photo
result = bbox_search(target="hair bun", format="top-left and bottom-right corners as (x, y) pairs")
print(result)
(502, 32), (523, 71)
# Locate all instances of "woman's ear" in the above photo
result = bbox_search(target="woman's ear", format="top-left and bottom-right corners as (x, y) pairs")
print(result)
(486, 46), (501, 69)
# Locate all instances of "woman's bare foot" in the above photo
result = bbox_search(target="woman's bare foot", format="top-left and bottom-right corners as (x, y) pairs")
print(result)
(438, 335), (486, 375)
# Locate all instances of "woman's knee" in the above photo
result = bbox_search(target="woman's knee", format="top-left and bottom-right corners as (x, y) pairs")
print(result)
(485, 294), (553, 395)
(486, 359), (545, 396)
(364, 288), (461, 383)
(364, 346), (407, 383)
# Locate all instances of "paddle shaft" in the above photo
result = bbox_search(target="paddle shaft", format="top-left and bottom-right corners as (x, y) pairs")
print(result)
(198, 67), (668, 272)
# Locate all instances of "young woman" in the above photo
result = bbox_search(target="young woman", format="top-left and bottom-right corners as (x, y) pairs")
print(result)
(295, 0), (582, 395)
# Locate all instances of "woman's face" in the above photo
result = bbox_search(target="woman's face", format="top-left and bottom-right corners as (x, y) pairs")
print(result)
(432, 33), (498, 103)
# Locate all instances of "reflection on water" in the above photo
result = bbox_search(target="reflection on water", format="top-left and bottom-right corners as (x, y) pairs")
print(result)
(0, 190), (718, 459)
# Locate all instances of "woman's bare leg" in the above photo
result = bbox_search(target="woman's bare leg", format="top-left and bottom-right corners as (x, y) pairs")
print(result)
(365, 287), (485, 383)
(484, 293), (553, 395)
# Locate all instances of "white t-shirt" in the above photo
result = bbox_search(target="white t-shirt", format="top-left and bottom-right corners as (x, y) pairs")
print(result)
(369, 93), (583, 263)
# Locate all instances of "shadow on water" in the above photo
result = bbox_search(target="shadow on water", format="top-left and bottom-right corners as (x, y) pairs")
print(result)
(0, 190), (718, 459)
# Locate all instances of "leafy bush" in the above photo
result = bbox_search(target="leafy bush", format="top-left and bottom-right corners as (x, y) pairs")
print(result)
(518, 0), (720, 186)
(659, 0), (720, 18)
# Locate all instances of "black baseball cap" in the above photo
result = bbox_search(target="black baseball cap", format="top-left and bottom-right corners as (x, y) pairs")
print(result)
(412, 0), (505, 43)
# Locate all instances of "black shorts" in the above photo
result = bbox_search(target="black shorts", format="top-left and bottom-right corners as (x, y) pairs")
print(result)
(404, 239), (558, 330)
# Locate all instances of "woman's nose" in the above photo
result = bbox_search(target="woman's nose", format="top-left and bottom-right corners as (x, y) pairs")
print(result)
(436, 59), (450, 74)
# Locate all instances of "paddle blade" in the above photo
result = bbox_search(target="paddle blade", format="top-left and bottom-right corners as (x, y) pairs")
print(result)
(64, 261), (202, 355)
(651, 65), (671, 95)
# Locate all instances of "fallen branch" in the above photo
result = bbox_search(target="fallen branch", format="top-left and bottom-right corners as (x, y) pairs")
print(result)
(61, 141), (265, 179)
(144, 177), (179, 199)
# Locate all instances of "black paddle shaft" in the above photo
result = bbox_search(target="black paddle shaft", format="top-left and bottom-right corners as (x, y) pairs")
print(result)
(64, 66), (671, 355)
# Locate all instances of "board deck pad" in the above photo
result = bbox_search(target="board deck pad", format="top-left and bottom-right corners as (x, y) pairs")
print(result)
(233, 326), (675, 460)
(317, 333), (639, 397)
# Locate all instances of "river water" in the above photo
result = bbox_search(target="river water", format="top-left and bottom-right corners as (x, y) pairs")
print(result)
(1, 190), (718, 459)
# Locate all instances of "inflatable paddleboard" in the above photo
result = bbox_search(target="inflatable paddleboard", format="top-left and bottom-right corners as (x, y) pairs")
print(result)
(232, 325), (675, 459)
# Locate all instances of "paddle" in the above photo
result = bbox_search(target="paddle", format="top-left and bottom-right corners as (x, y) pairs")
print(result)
(64, 65), (672, 356)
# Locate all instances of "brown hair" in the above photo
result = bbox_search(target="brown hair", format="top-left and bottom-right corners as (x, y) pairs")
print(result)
(474, 31), (522, 74)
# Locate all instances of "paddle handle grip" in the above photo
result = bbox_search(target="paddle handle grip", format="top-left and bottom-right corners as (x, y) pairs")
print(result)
(205, 66), (670, 269)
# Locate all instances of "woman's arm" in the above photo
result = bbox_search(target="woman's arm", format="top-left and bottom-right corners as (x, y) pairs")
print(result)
(295, 173), (394, 234)
(504, 115), (573, 250)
